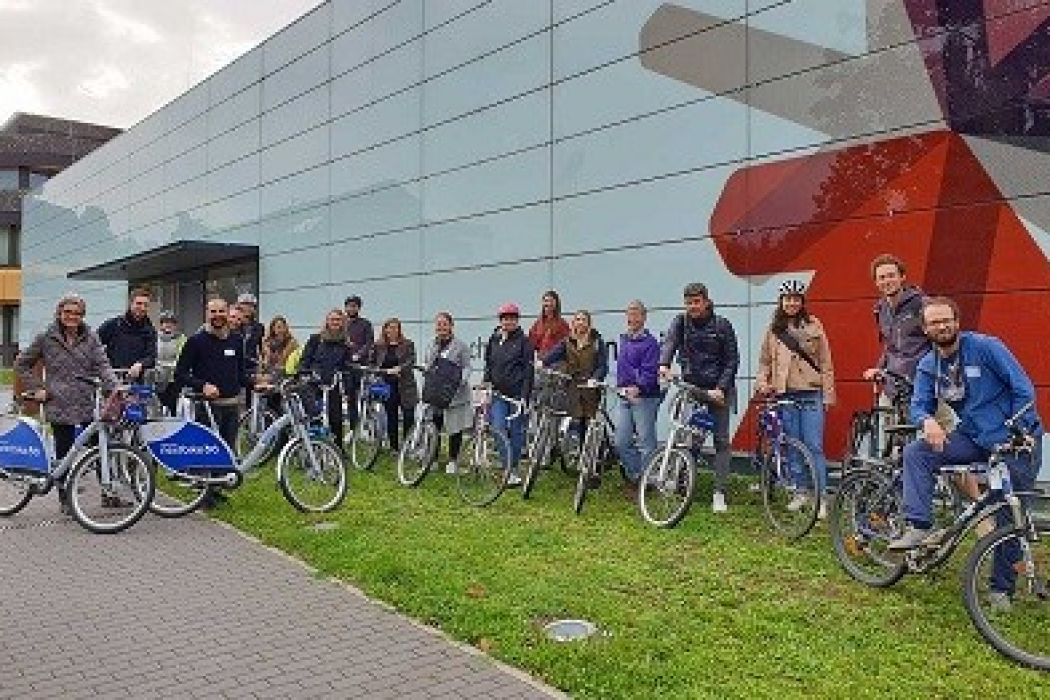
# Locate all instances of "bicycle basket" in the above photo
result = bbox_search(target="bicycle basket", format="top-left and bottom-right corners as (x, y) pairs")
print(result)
(122, 385), (154, 425)
(535, 373), (572, 413)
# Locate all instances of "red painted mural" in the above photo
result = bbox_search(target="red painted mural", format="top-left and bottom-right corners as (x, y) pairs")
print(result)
(642, 1), (1050, 457)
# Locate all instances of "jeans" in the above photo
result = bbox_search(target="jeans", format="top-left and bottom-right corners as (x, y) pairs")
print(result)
(779, 390), (827, 494)
(614, 396), (660, 482)
(490, 395), (526, 470)
(902, 431), (1040, 595)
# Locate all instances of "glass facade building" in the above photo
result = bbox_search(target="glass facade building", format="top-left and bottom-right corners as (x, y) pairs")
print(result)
(21, 1), (1050, 471)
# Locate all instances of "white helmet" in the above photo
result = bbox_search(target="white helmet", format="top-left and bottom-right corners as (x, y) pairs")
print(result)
(778, 280), (806, 297)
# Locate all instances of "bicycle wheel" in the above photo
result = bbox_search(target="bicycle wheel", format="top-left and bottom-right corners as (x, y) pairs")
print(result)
(278, 438), (347, 513)
(523, 415), (553, 500)
(350, 407), (382, 471)
(149, 463), (211, 518)
(456, 428), (511, 507)
(962, 522), (1050, 670)
(638, 448), (696, 528)
(573, 424), (601, 515)
(759, 435), (819, 541)
(828, 468), (907, 587)
(0, 470), (34, 516)
(66, 444), (154, 534)
(397, 421), (437, 487)
(235, 408), (278, 464)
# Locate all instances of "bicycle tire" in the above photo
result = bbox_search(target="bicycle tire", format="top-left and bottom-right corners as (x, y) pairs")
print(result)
(573, 423), (601, 515)
(397, 421), (437, 487)
(828, 468), (907, 587)
(278, 437), (348, 513)
(759, 435), (820, 541)
(350, 407), (382, 471)
(456, 428), (511, 507)
(638, 447), (696, 528)
(0, 470), (34, 516)
(523, 415), (553, 500)
(149, 462), (211, 518)
(67, 444), (154, 534)
(235, 408), (279, 464)
(961, 521), (1050, 670)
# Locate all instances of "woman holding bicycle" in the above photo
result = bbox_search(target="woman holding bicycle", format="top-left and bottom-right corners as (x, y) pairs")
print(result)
(372, 318), (418, 452)
(540, 310), (608, 445)
(260, 315), (298, 413)
(300, 309), (353, 448)
(424, 312), (473, 473)
(755, 280), (836, 515)
(484, 303), (534, 485)
(15, 294), (118, 507)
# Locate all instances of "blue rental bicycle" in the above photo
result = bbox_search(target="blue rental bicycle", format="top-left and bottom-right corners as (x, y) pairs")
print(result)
(138, 375), (346, 515)
(0, 375), (155, 534)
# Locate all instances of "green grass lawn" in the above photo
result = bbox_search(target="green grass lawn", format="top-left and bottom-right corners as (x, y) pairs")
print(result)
(207, 457), (1050, 699)
(0, 367), (13, 386)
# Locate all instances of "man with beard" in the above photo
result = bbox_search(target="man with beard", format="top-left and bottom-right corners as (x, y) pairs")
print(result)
(175, 297), (251, 466)
(889, 297), (1041, 570)
(97, 287), (157, 381)
(343, 295), (374, 430)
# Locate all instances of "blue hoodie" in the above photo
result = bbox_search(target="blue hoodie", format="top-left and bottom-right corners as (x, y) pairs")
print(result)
(910, 331), (1041, 449)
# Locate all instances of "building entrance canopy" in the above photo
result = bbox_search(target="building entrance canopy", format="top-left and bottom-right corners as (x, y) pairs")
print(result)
(67, 240), (258, 282)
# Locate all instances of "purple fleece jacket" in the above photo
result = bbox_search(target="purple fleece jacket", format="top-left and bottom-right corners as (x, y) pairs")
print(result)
(616, 330), (661, 397)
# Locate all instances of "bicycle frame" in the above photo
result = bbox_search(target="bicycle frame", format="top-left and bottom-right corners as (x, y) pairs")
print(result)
(651, 379), (713, 481)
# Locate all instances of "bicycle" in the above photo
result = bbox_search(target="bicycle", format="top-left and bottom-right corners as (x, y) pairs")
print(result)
(637, 377), (716, 528)
(829, 404), (1034, 590)
(523, 366), (572, 499)
(234, 382), (282, 467)
(0, 375), (155, 534)
(348, 363), (394, 471)
(570, 380), (623, 515)
(455, 385), (524, 507)
(138, 375), (347, 514)
(749, 397), (821, 540)
(844, 368), (914, 470)
(397, 365), (440, 487)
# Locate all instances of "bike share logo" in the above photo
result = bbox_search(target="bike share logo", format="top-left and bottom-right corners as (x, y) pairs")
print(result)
(0, 442), (43, 458)
(157, 442), (221, 457)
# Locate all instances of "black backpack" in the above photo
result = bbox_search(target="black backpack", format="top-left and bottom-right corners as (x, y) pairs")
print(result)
(422, 354), (462, 409)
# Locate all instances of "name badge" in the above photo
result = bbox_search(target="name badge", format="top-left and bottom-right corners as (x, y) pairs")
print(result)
(964, 365), (981, 378)
(224, 348), (236, 356)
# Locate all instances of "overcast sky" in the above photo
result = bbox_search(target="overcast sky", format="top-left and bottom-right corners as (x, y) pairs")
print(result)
(0, 0), (323, 129)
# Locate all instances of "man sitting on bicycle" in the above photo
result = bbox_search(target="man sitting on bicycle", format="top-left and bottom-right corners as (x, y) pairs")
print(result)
(889, 297), (1042, 583)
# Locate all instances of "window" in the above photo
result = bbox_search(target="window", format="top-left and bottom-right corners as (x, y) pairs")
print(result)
(0, 169), (18, 190)
(28, 172), (48, 190)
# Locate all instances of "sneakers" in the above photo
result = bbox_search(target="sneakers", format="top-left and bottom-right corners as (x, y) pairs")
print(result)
(988, 590), (1012, 613)
(712, 491), (727, 513)
(506, 473), (522, 487)
(445, 461), (458, 475)
(887, 526), (933, 551)
(787, 493), (812, 512)
(817, 500), (827, 520)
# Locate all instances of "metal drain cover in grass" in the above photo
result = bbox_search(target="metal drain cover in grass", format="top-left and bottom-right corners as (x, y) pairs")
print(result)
(544, 619), (598, 642)
(307, 521), (339, 532)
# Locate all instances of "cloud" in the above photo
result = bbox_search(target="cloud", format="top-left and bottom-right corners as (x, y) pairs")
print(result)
(0, 0), (323, 127)
(77, 65), (131, 100)
(0, 62), (47, 120)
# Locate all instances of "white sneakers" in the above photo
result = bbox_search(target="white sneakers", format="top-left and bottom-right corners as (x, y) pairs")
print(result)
(712, 491), (727, 513)
(506, 473), (523, 487)
(445, 461), (457, 475)
(787, 493), (811, 512)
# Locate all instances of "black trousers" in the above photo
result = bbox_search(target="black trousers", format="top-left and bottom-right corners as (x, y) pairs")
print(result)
(382, 383), (414, 451)
(196, 404), (240, 452)
(432, 412), (463, 460)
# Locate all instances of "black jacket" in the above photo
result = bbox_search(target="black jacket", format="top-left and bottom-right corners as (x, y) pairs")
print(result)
(301, 333), (353, 384)
(241, 320), (265, 372)
(97, 312), (157, 370)
(659, 311), (739, 391)
(174, 329), (249, 399)
(483, 327), (534, 399)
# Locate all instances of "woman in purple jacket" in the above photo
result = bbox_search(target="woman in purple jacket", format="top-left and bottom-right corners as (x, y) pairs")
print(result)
(614, 300), (662, 500)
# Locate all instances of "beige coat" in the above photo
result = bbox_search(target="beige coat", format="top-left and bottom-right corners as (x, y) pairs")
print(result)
(757, 316), (836, 405)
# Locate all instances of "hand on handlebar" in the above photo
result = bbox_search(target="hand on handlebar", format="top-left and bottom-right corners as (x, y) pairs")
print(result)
(23, 389), (46, 403)
(202, 383), (221, 399)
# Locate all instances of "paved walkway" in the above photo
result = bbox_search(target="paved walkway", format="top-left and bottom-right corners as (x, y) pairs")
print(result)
(0, 494), (563, 700)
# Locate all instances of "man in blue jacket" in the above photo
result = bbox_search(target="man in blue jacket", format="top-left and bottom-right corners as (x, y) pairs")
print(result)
(889, 297), (1041, 601)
